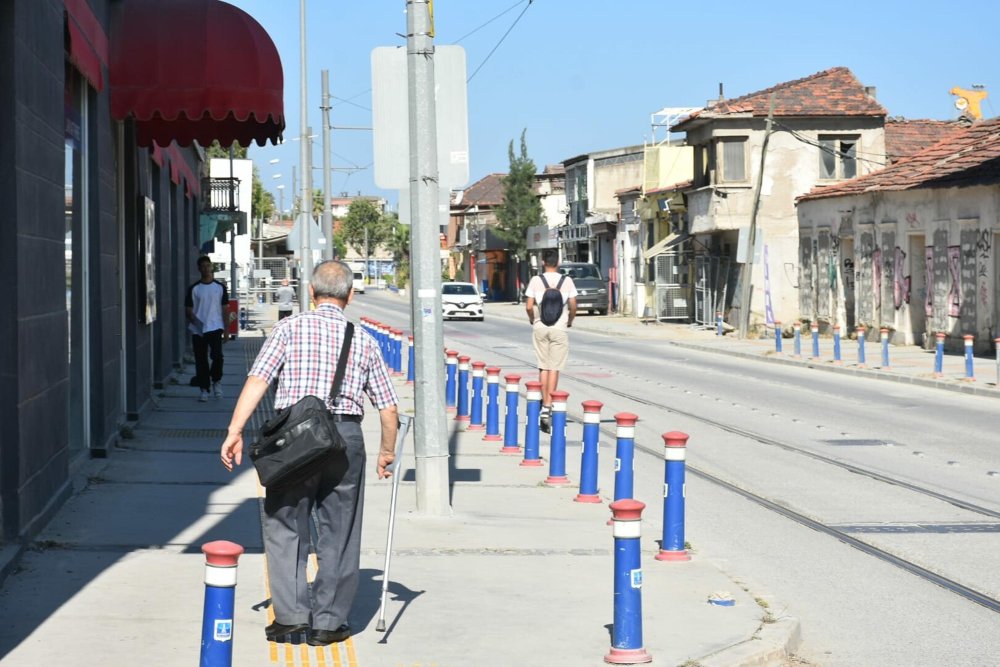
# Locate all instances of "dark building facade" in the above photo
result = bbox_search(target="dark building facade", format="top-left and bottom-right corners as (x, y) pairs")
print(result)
(0, 0), (282, 555)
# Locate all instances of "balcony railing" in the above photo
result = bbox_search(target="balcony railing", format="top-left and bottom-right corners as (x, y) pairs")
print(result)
(203, 177), (240, 212)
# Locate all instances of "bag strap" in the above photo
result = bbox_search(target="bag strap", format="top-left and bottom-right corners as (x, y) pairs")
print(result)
(540, 275), (550, 289)
(328, 322), (355, 407)
(556, 274), (566, 289)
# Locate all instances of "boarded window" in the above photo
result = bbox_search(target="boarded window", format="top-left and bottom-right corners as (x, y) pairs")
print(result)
(720, 139), (746, 182)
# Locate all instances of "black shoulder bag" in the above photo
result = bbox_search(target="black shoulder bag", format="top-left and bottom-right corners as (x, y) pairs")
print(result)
(249, 322), (355, 490)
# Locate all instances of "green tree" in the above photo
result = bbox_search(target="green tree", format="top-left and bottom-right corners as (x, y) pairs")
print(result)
(205, 140), (248, 160)
(251, 166), (275, 222)
(494, 129), (543, 300)
(383, 214), (411, 287)
(339, 199), (391, 255)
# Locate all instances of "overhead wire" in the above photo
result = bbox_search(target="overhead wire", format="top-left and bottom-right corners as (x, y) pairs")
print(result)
(453, 0), (529, 44)
(467, 0), (536, 83)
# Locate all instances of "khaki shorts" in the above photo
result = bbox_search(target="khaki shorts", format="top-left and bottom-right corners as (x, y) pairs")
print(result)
(532, 324), (569, 371)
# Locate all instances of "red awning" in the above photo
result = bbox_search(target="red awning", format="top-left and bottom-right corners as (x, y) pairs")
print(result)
(65, 0), (108, 92)
(110, 0), (284, 148)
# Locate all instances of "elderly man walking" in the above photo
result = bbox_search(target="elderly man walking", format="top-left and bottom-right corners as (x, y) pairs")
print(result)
(220, 260), (399, 646)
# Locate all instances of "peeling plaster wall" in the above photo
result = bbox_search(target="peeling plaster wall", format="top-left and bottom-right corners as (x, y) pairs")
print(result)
(797, 184), (1000, 351)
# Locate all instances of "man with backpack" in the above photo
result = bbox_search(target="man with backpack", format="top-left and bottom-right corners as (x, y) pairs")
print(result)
(524, 250), (578, 433)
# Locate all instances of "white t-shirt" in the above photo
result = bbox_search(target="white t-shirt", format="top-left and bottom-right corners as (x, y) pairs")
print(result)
(525, 271), (578, 330)
(186, 280), (228, 334)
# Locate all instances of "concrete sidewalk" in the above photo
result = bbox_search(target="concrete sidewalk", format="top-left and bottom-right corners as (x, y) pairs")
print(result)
(482, 300), (1000, 399)
(0, 334), (800, 666)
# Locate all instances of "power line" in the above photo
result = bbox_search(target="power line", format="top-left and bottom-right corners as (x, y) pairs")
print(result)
(467, 0), (536, 83)
(453, 0), (528, 44)
(771, 119), (888, 169)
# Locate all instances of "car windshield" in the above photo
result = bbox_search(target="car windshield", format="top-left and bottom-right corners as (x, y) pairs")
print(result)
(443, 284), (478, 296)
(560, 265), (602, 280)
(353, 273), (363, 280)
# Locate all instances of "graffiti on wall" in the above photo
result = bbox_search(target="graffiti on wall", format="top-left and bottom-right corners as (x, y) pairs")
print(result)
(893, 246), (910, 310)
(872, 246), (883, 314)
(977, 230), (991, 309)
(925, 246), (934, 318)
(947, 245), (961, 318)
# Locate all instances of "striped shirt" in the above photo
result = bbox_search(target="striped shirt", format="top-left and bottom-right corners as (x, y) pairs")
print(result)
(248, 303), (397, 415)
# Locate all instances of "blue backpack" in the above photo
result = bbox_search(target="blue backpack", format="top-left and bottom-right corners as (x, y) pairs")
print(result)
(539, 274), (567, 326)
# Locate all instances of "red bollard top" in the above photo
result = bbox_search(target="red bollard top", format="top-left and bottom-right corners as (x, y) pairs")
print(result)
(446, 349), (459, 358)
(472, 360), (486, 370)
(458, 355), (471, 364)
(880, 327), (889, 334)
(609, 499), (645, 521)
(525, 380), (542, 391)
(202, 540), (244, 566)
(550, 389), (569, 402)
(582, 400), (603, 413)
(857, 325), (867, 333)
(936, 331), (946, 340)
(614, 412), (639, 427)
(964, 334), (974, 342)
(408, 335), (414, 343)
(833, 324), (841, 331)
(486, 366), (501, 376)
(662, 431), (689, 448)
(811, 321), (819, 330)
(774, 320), (781, 326)
(504, 373), (521, 384)
(391, 328), (402, 336)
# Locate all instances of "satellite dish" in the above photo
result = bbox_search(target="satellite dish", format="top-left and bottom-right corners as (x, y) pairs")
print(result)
(955, 97), (969, 111)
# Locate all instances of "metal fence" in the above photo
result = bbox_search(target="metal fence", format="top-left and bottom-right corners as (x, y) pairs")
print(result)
(653, 252), (688, 321)
(693, 255), (731, 326)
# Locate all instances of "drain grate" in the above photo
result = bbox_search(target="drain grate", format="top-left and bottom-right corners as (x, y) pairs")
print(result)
(158, 429), (229, 438)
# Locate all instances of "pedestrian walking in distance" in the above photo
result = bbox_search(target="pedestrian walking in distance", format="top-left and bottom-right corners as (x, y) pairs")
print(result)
(219, 260), (400, 646)
(186, 255), (229, 402)
(524, 250), (577, 433)
(275, 277), (295, 320)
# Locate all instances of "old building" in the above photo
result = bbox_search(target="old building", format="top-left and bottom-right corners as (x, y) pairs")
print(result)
(672, 67), (887, 329)
(796, 118), (999, 352)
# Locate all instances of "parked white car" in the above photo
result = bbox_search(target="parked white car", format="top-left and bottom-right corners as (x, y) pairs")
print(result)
(352, 272), (366, 294)
(441, 282), (484, 321)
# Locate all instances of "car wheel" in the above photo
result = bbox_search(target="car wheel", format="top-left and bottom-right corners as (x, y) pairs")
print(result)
(589, 309), (595, 315)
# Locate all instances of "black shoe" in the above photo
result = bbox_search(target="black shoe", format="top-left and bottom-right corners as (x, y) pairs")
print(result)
(539, 414), (551, 434)
(265, 621), (309, 640)
(307, 624), (351, 646)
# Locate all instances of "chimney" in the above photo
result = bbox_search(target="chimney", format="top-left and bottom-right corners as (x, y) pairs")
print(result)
(864, 85), (877, 99)
(718, 82), (725, 102)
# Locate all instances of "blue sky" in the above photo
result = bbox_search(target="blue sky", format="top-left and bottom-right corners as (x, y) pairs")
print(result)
(227, 0), (1000, 209)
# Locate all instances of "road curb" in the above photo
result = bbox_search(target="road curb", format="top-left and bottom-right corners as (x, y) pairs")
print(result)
(698, 616), (802, 667)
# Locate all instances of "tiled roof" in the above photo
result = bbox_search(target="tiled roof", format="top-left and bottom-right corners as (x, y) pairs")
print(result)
(645, 180), (693, 196)
(456, 173), (506, 208)
(798, 117), (1000, 202)
(885, 118), (968, 163)
(680, 67), (886, 124)
(615, 184), (642, 196)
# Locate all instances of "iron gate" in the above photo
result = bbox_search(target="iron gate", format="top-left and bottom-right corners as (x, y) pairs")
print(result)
(693, 255), (731, 326)
(653, 252), (688, 320)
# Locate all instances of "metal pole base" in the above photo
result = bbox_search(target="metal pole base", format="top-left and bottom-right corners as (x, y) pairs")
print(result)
(605, 647), (652, 665)
(574, 493), (602, 503)
(654, 549), (691, 562)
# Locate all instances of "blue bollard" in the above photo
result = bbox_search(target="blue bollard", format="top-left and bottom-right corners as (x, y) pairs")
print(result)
(575, 400), (603, 502)
(501, 373), (521, 454)
(445, 350), (458, 412)
(655, 432), (691, 562)
(200, 541), (244, 667)
(520, 380), (544, 467)
(774, 320), (782, 353)
(544, 390), (570, 485)
(238, 307), (247, 331)
(810, 322), (820, 359)
(406, 335), (415, 385)
(857, 326), (867, 367)
(483, 367), (503, 442)
(390, 329), (402, 375)
(934, 332), (945, 377)
(455, 356), (471, 423)
(468, 361), (486, 431)
(964, 334), (975, 380)
(793, 322), (802, 357)
(880, 327), (890, 368)
(605, 500), (652, 665)
(613, 413), (638, 502)
(833, 325), (842, 363)
(715, 311), (723, 336)
(995, 337), (1000, 387)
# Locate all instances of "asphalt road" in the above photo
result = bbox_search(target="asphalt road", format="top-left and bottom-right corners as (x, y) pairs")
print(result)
(354, 291), (1000, 666)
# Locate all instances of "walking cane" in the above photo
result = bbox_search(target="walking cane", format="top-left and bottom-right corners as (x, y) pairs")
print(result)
(376, 413), (413, 632)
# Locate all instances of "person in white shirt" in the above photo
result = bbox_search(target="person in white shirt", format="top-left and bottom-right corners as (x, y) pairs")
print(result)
(185, 256), (229, 402)
(523, 250), (577, 432)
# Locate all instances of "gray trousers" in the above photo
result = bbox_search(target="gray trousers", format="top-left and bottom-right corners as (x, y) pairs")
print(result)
(263, 421), (366, 631)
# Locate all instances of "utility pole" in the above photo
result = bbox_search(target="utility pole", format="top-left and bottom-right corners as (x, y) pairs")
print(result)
(407, 0), (450, 515)
(321, 70), (334, 261)
(228, 145), (238, 305)
(738, 93), (776, 338)
(363, 226), (369, 283)
(297, 0), (312, 307)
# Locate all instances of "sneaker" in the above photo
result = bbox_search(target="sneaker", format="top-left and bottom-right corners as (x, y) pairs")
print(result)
(539, 408), (551, 434)
(212, 382), (223, 399)
(199, 390), (209, 403)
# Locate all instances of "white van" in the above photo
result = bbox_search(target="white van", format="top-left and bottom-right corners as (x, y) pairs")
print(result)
(352, 271), (366, 294)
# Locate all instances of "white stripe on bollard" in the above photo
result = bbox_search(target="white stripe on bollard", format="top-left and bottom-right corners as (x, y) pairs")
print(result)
(616, 426), (635, 439)
(505, 383), (518, 392)
(612, 520), (642, 539)
(526, 390), (542, 401)
(552, 400), (567, 412)
(205, 564), (239, 588)
(664, 448), (686, 461)
(487, 375), (499, 383)
(472, 368), (485, 377)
